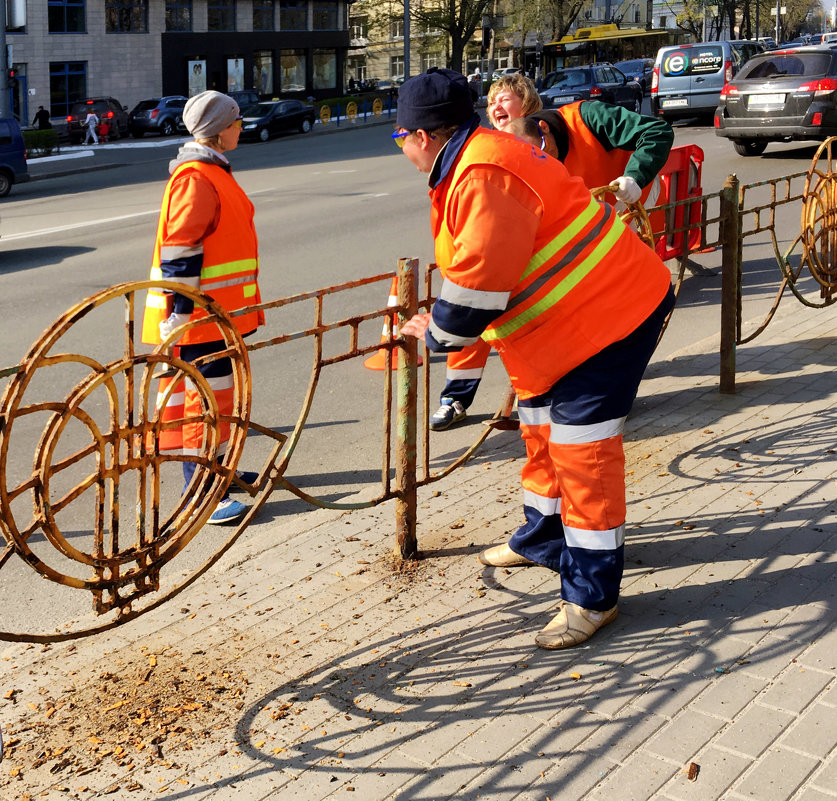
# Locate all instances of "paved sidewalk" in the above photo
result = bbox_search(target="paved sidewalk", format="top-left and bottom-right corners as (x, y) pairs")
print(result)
(1, 302), (836, 801)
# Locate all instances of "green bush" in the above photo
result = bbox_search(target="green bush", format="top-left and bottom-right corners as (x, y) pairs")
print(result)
(23, 128), (60, 157)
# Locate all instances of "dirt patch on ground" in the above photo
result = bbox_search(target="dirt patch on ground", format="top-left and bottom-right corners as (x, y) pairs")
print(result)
(1, 645), (253, 797)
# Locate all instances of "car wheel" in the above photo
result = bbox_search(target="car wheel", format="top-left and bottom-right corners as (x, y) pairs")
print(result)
(110, 126), (120, 141)
(632, 95), (642, 114)
(160, 119), (174, 136)
(259, 127), (270, 142)
(131, 129), (144, 138)
(732, 139), (767, 157)
(0, 170), (11, 198)
(300, 118), (312, 134)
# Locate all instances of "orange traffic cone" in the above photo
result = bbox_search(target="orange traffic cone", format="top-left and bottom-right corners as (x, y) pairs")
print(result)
(363, 277), (422, 371)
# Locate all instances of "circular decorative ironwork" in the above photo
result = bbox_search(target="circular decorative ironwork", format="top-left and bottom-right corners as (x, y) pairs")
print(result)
(591, 183), (655, 249)
(801, 137), (837, 299)
(0, 281), (251, 636)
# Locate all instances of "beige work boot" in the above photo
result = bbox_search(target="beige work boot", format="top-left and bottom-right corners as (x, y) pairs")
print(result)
(478, 542), (534, 567)
(534, 600), (618, 650)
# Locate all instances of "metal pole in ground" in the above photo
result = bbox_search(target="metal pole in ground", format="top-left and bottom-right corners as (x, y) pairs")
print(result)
(394, 258), (419, 559)
(719, 174), (741, 393)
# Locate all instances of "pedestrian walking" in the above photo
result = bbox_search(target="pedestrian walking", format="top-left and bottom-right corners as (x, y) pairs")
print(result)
(141, 90), (265, 525)
(32, 106), (52, 129)
(83, 110), (99, 144)
(396, 68), (675, 649)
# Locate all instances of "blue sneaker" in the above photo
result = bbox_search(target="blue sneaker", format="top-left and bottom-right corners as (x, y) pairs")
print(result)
(429, 401), (466, 431)
(208, 498), (247, 525)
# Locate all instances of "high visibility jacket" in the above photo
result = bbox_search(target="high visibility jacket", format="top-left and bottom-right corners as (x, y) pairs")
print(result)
(557, 101), (669, 208)
(142, 160), (264, 346)
(428, 127), (671, 399)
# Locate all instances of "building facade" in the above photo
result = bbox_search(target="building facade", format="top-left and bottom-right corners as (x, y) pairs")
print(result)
(5, 0), (353, 125)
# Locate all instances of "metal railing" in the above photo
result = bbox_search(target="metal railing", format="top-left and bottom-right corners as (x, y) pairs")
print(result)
(2, 144), (836, 642)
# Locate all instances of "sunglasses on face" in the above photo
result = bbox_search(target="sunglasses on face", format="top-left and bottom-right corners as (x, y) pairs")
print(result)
(392, 128), (411, 148)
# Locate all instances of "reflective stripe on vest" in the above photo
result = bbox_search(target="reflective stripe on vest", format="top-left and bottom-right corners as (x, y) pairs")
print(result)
(483, 199), (624, 342)
(142, 160), (263, 346)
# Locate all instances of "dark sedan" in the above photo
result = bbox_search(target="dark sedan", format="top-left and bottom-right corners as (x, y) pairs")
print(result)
(714, 46), (837, 156)
(614, 58), (656, 95)
(240, 100), (315, 141)
(539, 64), (643, 113)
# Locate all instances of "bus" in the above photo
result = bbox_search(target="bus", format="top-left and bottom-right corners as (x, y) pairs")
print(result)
(542, 24), (690, 73)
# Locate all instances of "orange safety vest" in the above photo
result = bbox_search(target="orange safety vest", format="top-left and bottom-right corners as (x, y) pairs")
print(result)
(558, 102), (665, 240)
(142, 160), (264, 346)
(431, 129), (671, 399)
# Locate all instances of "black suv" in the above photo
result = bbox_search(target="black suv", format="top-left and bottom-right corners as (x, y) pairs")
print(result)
(66, 97), (129, 143)
(128, 96), (188, 137)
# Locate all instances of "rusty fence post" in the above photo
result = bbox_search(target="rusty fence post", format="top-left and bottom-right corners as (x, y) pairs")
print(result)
(719, 174), (741, 394)
(394, 258), (419, 559)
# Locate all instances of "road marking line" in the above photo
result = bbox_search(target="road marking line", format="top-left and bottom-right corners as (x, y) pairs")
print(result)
(2, 210), (160, 241)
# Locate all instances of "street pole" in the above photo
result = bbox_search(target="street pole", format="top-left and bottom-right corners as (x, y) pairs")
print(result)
(0, 0), (10, 119)
(403, 0), (410, 79)
(775, 0), (780, 43)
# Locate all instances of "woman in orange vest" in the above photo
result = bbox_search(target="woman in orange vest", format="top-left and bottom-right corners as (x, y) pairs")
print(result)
(142, 90), (264, 525)
(396, 68), (674, 649)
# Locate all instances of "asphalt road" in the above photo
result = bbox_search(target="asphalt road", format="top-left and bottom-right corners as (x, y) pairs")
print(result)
(0, 115), (825, 636)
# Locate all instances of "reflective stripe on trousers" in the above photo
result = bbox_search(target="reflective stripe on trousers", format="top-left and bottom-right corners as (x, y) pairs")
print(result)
(507, 286), (675, 611)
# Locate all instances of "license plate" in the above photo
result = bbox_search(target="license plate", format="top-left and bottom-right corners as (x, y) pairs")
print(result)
(662, 98), (688, 108)
(747, 93), (785, 109)
(552, 95), (575, 105)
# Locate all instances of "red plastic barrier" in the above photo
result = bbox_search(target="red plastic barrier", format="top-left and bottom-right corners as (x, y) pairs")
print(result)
(654, 144), (705, 261)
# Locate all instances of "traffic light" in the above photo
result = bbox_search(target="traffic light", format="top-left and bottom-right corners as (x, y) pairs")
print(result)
(7, 69), (17, 89)
(481, 20), (493, 56)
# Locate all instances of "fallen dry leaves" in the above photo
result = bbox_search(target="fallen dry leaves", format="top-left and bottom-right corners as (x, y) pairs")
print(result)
(0, 648), (252, 792)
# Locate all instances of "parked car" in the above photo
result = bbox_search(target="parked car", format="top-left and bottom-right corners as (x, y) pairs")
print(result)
(539, 64), (643, 112)
(128, 96), (187, 137)
(0, 117), (29, 197)
(66, 97), (129, 143)
(715, 46), (837, 156)
(651, 40), (764, 122)
(492, 67), (521, 81)
(614, 58), (656, 94)
(757, 37), (777, 50)
(227, 90), (261, 110)
(240, 100), (315, 141)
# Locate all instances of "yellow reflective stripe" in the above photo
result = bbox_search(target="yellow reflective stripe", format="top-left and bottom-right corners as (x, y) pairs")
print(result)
(243, 283), (257, 298)
(485, 210), (624, 341)
(201, 258), (258, 282)
(521, 197), (600, 280)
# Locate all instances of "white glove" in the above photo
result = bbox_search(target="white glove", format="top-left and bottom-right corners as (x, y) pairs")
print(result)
(613, 175), (642, 204)
(159, 312), (191, 341)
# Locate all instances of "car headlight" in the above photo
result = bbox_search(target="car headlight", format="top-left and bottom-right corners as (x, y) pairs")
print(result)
(243, 123), (257, 130)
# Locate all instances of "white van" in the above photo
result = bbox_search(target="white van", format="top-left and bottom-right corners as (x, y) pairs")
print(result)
(650, 40), (764, 123)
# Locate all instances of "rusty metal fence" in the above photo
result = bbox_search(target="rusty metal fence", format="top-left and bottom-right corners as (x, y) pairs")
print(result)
(2, 143), (835, 643)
